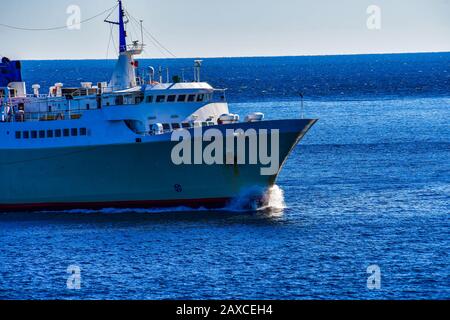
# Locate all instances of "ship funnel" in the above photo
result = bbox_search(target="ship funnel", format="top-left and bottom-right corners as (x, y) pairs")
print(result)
(109, 53), (137, 90)
(0, 57), (22, 87)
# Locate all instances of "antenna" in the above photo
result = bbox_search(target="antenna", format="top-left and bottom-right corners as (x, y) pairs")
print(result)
(194, 60), (203, 83)
(299, 92), (305, 119)
(140, 20), (144, 48)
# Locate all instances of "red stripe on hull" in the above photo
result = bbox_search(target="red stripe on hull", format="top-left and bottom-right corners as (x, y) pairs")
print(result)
(0, 198), (232, 212)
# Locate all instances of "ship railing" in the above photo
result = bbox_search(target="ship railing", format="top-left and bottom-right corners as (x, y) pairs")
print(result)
(26, 94), (49, 99)
(126, 43), (145, 55)
(21, 110), (83, 122)
(211, 88), (228, 103)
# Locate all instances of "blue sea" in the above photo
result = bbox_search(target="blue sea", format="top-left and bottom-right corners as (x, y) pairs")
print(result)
(1, 53), (449, 300)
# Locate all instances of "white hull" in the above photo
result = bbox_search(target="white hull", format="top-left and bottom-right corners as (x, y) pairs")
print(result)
(0, 120), (316, 211)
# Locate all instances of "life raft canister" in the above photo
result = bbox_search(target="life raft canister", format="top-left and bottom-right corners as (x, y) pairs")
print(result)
(218, 113), (240, 125)
(245, 112), (265, 123)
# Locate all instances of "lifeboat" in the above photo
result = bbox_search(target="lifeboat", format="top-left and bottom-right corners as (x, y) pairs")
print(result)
(151, 123), (164, 135)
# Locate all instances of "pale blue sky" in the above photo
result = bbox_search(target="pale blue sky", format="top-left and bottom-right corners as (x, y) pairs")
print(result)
(0, 0), (449, 60)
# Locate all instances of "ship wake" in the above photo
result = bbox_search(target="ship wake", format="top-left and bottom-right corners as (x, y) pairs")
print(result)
(39, 186), (287, 215)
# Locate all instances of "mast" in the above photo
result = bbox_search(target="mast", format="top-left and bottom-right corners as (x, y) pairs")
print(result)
(118, 0), (127, 53)
(105, 0), (143, 90)
(105, 0), (128, 54)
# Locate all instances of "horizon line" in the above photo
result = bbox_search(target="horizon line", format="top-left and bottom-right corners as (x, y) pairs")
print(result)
(11, 50), (450, 62)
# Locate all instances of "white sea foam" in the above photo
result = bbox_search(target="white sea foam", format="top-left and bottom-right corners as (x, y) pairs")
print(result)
(259, 185), (287, 211)
(223, 185), (287, 213)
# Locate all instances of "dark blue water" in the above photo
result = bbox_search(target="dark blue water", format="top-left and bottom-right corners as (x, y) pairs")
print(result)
(1, 54), (449, 300)
(21, 52), (450, 102)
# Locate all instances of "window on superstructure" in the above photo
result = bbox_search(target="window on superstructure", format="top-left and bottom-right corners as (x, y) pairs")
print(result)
(23, 131), (30, 139)
(177, 95), (187, 102)
(63, 129), (70, 137)
(31, 131), (38, 139)
(80, 128), (87, 136)
(47, 130), (54, 138)
(55, 129), (62, 138)
(39, 130), (45, 138)
(182, 123), (191, 129)
(71, 128), (78, 136)
(15, 131), (21, 139)
(171, 123), (181, 130)
(162, 124), (171, 131)
(115, 96), (124, 105)
(197, 94), (205, 102)
(167, 95), (176, 102)
(146, 96), (153, 103)
(156, 95), (166, 103)
(86, 104), (90, 110)
(187, 94), (196, 102)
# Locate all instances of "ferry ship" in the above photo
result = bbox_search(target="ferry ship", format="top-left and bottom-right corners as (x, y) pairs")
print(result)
(0, 1), (317, 211)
